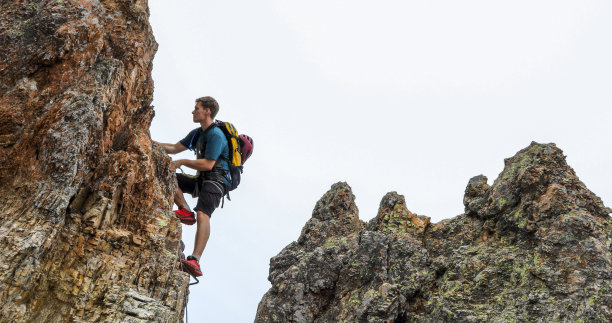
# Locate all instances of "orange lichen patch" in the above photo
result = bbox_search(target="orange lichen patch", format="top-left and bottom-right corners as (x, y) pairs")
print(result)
(535, 184), (569, 213)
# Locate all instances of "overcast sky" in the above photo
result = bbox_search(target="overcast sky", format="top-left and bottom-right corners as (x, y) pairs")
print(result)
(148, 1), (611, 321)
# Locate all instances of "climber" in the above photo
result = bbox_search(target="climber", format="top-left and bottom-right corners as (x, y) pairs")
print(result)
(154, 96), (230, 278)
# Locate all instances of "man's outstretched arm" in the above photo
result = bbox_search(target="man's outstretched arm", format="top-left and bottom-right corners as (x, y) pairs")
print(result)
(155, 141), (188, 155)
(174, 158), (217, 172)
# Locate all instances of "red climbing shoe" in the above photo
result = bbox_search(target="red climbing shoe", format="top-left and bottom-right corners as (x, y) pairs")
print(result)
(180, 256), (202, 277)
(174, 207), (196, 225)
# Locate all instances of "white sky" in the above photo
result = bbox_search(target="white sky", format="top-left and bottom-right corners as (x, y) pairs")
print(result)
(148, 1), (611, 321)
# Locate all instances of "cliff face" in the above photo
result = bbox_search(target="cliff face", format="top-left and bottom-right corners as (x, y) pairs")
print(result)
(0, 1), (188, 322)
(256, 142), (612, 322)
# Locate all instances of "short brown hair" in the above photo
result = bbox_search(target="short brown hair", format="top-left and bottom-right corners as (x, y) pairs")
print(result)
(195, 96), (219, 118)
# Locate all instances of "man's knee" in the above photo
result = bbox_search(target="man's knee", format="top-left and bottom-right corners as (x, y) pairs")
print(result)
(196, 210), (210, 220)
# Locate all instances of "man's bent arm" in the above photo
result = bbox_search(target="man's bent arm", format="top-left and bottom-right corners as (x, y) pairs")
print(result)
(156, 141), (187, 154)
(175, 158), (217, 171)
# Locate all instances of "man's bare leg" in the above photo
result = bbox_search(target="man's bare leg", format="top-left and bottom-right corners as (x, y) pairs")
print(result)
(192, 211), (210, 259)
(174, 187), (190, 210)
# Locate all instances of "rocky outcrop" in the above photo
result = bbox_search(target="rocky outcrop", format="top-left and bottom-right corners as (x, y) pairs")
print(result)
(0, 1), (188, 322)
(256, 142), (612, 322)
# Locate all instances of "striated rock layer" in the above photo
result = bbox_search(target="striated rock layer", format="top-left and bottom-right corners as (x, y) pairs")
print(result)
(257, 142), (612, 322)
(0, 1), (188, 322)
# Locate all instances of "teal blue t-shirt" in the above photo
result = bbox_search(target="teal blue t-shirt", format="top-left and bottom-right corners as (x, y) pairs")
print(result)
(180, 126), (230, 186)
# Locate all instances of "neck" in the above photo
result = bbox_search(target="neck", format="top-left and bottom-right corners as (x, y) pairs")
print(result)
(200, 118), (214, 130)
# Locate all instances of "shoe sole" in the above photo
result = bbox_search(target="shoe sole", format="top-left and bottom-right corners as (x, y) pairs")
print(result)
(179, 218), (196, 225)
(174, 213), (196, 225)
(180, 260), (202, 277)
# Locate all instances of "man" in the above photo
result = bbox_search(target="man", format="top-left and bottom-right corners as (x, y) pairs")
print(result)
(155, 96), (230, 277)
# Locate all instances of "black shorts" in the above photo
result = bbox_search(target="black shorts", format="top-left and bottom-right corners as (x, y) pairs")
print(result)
(176, 174), (226, 217)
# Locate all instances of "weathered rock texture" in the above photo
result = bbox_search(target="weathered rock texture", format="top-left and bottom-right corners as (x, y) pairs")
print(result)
(257, 142), (612, 322)
(0, 1), (188, 322)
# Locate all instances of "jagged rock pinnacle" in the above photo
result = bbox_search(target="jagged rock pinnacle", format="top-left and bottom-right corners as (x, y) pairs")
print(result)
(367, 191), (430, 238)
(257, 142), (612, 322)
(297, 182), (363, 249)
(464, 142), (610, 235)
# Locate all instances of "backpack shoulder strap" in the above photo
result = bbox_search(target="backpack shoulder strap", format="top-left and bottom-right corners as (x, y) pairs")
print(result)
(188, 128), (202, 151)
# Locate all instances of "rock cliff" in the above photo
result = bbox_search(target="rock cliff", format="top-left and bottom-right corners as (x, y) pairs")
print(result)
(256, 142), (611, 322)
(0, 1), (188, 322)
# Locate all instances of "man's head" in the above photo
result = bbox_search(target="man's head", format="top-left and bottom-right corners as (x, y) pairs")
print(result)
(193, 96), (219, 122)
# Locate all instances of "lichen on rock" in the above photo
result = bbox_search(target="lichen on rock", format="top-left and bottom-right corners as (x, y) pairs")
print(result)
(257, 142), (612, 322)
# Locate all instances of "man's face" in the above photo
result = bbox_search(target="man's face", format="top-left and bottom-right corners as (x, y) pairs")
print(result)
(192, 102), (209, 122)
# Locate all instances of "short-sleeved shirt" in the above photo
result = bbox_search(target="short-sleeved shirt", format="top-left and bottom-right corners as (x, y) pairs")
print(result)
(180, 125), (230, 186)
